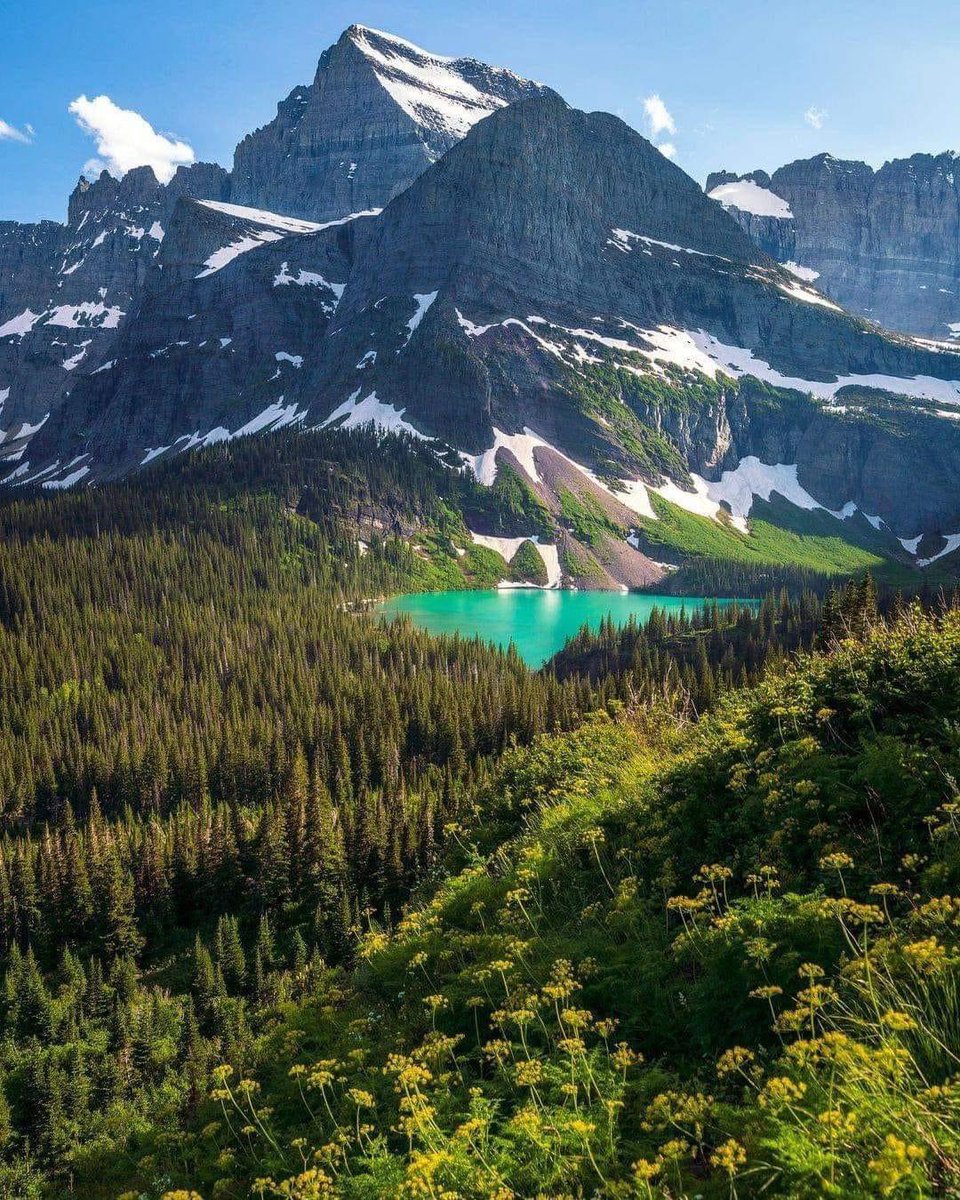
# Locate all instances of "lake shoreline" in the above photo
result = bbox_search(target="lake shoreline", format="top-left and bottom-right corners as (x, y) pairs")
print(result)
(376, 590), (756, 668)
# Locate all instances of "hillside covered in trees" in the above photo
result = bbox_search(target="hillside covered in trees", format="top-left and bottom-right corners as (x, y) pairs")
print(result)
(94, 606), (960, 1199)
(0, 428), (956, 1196)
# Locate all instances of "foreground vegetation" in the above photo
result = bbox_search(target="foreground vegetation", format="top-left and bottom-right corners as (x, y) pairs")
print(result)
(139, 603), (958, 1199)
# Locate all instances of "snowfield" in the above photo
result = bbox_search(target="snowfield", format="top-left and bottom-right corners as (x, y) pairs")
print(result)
(707, 179), (794, 219)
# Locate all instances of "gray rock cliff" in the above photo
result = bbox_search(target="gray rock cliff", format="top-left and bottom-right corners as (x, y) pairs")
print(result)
(707, 153), (960, 339)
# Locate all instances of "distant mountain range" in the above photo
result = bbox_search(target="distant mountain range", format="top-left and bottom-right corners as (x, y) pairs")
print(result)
(706, 155), (960, 340)
(2, 24), (960, 583)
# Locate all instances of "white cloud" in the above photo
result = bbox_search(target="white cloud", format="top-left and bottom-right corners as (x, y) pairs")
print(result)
(68, 94), (194, 183)
(0, 119), (32, 144)
(642, 94), (678, 159)
(804, 106), (827, 130)
(642, 93), (676, 138)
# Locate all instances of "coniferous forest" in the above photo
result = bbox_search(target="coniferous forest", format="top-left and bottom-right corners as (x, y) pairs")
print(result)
(0, 428), (958, 1197)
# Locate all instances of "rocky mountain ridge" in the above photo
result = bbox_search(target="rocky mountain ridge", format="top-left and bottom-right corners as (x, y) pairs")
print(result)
(707, 153), (960, 339)
(21, 91), (960, 585)
(0, 25), (542, 472)
(0, 160), (230, 466)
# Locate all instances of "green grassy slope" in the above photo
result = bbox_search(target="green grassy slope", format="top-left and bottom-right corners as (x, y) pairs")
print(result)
(633, 492), (895, 573)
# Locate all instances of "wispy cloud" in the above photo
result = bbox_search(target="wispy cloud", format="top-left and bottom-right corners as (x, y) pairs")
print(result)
(69, 94), (194, 183)
(642, 93), (676, 138)
(641, 93), (679, 160)
(804, 106), (827, 130)
(0, 119), (32, 144)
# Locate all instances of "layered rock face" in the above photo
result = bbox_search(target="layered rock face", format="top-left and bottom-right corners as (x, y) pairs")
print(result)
(28, 197), (355, 473)
(306, 98), (960, 537)
(0, 25), (541, 469)
(707, 154), (960, 339)
(231, 24), (546, 222)
(0, 161), (230, 466)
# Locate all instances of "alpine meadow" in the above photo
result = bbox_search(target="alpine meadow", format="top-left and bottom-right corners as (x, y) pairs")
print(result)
(1, 5), (960, 1198)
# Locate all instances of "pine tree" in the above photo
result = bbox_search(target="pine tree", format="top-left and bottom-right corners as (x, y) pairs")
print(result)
(101, 843), (143, 959)
(193, 937), (217, 1027)
(13, 948), (53, 1040)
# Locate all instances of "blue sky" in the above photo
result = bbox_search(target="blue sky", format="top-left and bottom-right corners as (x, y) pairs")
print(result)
(2, 0), (958, 223)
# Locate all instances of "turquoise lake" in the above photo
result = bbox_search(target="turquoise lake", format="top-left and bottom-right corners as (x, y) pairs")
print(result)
(377, 590), (750, 667)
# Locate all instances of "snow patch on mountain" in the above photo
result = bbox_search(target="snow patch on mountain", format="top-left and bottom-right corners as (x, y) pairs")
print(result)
(233, 400), (305, 437)
(42, 463), (91, 490)
(689, 331), (960, 405)
(62, 342), (91, 371)
(458, 308), (960, 411)
(777, 281), (842, 311)
(145, 402), (309, 464)
(320, 389), (429, 439)
(608, 228), (731, 262)
(469, 532), (562, 588)
(700, 459), (821, 530)
(470, 533), (532, 560)
(653, 457), (887, 536)
(456, 310), (497, 337)
(197, 204), (377, 279)
(196, 201), (326, 235)
(708, 179), (794, 219)
(197, 231), (286, 277)
(45, 302), (125, 330)
(782, 261), (820, 283)
(399, 291), (439, 350)
(461, 428), (550, 485)
(0, 309), (44, 338)
(916, 533), (960, 567)
(652, 475), (736, 527)
(462, 426), (658, 521)
(350, 25), (524, 140)
(273, 262), (346, 299)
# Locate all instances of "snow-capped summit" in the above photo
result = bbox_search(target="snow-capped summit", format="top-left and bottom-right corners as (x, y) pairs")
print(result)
(344, 23), (541, 141)
(230, 24), (548, 223)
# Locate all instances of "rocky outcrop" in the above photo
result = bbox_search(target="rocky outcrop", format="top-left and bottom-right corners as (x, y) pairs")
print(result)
(707, 153), (960, 339)
(230, 24), (546, 222)
(0, 160), (232, 465)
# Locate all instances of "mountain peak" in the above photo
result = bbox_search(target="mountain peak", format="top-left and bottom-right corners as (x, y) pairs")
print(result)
(67, 164), (162, 228)
(231, 25), (546, 223)
(338, 21), (540, 140)
(339, 92), (764, 325)
(343, 24), (454, 62)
